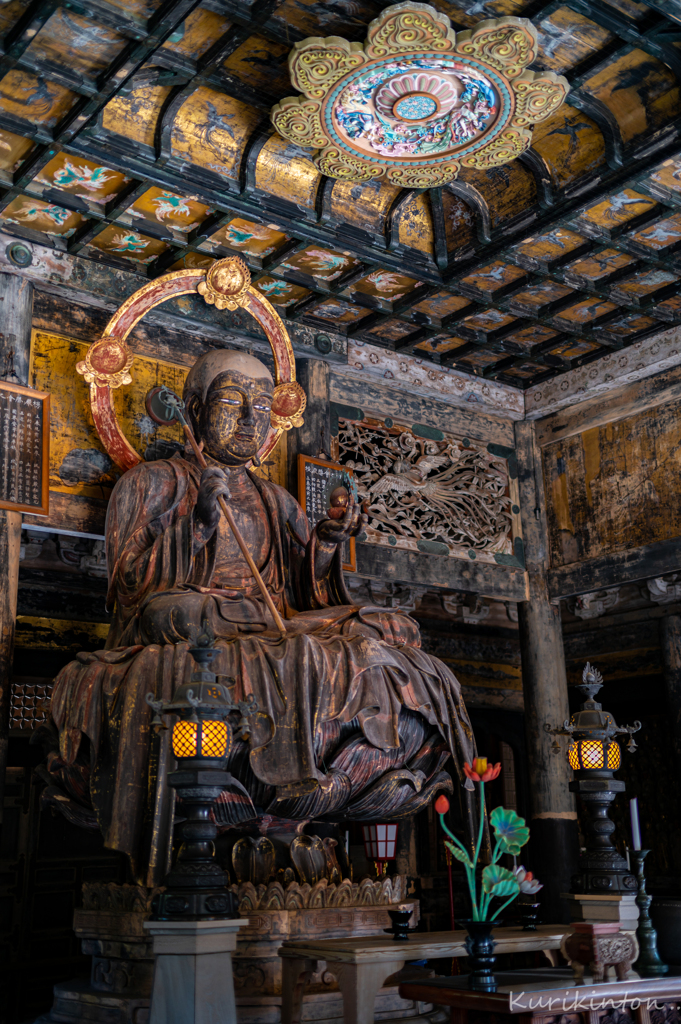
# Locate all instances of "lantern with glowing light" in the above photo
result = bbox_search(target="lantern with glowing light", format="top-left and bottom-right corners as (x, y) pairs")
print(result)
(546, 663), (640, 895)
(362, 823), (399, 877)
(146, 625), (257, 921)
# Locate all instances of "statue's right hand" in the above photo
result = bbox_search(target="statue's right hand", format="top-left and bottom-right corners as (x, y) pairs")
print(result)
(196, 467), (231, 531)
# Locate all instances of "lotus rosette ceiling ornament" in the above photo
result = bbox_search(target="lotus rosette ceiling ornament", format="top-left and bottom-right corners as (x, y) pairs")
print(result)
(271, 1), (569, 188)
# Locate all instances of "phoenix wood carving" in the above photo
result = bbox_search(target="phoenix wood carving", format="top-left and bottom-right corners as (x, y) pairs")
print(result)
(337, 416), (515, 563)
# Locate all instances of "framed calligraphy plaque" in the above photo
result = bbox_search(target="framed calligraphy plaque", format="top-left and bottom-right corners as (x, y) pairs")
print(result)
(0, 380), (49, 516)
(298, 454), (356, 572)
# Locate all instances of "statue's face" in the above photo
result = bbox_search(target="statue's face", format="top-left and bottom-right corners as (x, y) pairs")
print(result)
(197, 369), (273, 466)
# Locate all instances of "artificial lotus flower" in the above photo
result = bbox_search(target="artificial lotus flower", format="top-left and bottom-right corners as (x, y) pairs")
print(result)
(514, 865), (543, 895)
(434, 794), (450, 815)
(489, 806), (530, 856)
(463, 758), (502, 783)
(433, 758), (532, 922)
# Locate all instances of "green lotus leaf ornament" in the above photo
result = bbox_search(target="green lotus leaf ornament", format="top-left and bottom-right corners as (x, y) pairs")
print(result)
(490, 806), (530, 855)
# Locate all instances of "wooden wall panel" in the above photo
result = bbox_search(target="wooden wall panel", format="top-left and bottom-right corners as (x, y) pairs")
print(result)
(543, 397), (681, 567)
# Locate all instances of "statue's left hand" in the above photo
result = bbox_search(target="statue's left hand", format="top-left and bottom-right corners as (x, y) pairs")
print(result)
(316, 500), (368, 546)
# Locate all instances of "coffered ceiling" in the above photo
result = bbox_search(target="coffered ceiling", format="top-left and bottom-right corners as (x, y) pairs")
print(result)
(3, 0), (681, 393)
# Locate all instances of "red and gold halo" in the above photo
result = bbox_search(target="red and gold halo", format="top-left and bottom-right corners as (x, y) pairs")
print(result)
(76, 257), (298, 471)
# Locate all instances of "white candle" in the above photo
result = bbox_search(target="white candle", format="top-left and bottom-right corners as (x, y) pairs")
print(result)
(630, 798), (642, 850)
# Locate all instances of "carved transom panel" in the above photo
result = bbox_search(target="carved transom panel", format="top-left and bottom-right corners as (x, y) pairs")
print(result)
(271, 2), (568, 187)
(337, 415), (515, 564)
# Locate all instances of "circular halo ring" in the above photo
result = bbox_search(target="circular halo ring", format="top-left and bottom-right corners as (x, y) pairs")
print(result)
(78, 267), (295, 472)
(327, 52), (510, 168)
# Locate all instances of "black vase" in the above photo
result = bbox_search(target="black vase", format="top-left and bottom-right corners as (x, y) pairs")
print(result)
(460, 919), (498, 992)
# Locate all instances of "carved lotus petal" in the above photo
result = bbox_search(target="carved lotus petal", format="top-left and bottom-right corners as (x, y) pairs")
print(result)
(512, 70), (570, 126)
(271, 8), (567, 185)
(270, 96), (328, 149)
(374, 72), (462, 119)
(365, 2), (456, 58)
(314, 148), (383, 183)
(454, 18), (537, 79)
(385, 162), (461, 188)
(289, 37), (367, 100)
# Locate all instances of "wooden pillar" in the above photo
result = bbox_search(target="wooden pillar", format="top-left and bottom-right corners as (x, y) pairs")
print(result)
(661, 616), (681, 767)
(515, 420), (579, 923)
(395, 816), (418, 878)
(286, 357), (331, 497)
(0, 274), (33, 385)
(0, 272), (33, 822)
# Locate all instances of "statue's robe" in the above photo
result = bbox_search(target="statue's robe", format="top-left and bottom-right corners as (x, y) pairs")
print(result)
(50, 456), (475, 883)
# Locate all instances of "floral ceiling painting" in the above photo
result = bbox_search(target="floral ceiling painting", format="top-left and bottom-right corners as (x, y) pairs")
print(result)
(271, 2), (569, 187)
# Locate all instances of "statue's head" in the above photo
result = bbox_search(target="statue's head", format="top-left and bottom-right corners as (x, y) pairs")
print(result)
(183, 350), (273, 466)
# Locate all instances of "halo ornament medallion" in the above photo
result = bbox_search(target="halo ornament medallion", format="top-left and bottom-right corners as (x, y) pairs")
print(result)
(270, 1), (568, 187)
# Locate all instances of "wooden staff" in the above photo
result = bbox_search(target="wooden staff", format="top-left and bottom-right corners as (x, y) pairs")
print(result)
(152, 387), (287, 637)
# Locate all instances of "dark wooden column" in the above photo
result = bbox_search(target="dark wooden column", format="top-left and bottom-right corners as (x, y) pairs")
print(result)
(661, 616), (681, 767)
(515, 420), (579, 923)
(0, 272), (33, 822)
(286, 357), (331, 497)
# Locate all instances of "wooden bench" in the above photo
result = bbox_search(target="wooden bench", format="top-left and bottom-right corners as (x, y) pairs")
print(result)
(279, 924), (569, 1024)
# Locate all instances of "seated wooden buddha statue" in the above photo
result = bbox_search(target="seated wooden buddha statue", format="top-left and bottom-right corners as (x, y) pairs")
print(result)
(42, 349), (475, 885)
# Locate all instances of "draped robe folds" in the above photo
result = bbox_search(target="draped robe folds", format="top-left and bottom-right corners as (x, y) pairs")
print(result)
(50, 455), (476, 884)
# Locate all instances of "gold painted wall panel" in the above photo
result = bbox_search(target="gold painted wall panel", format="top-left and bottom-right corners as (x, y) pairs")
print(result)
(397, 193), (434, 255)
(29, 330), (287, 503)
(531, 106), (606, 186)
(457, 163), (537, 229)
(441, 191), (476, 253)
(102, 83), (172, 149)
(254, 134), (322, 209)
(329, 179), (400, 235)
(0, 70), (76, 127)
(170, 87), (261, 181)
(584, 49), (681, 144)
(543, 397), (681, 566)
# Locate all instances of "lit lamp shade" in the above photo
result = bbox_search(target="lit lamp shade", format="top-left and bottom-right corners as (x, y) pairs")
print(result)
(568, 739), (621, 771)
(362, 823), (398, 861)
(172, 718), (230, 761)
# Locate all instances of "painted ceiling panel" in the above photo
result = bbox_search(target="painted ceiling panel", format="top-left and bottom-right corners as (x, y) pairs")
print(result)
(23, 9), (127, 80)
(0, 69), (76, 128)
(2, 0), (681, 393)
(160, 10), (232, 61)
(0, 128), (33, 176)
(102, 82), (172, 150)
(169, 88), (262, 181)
(32, 154), (130, 204)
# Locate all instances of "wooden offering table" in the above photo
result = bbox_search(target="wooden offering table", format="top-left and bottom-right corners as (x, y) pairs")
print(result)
(399, 967), (681, 1024)
(279, 925), (569, 1024)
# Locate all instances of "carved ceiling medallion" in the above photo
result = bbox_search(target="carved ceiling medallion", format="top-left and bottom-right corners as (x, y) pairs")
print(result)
(271, 2), (568, 187)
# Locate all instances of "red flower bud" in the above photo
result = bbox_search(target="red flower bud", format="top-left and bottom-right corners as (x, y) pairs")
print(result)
(434, 794), (450, 815)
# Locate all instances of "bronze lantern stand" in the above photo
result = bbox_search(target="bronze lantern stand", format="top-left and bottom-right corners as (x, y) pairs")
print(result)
(546, 663), (640, 895)
(146, 625), (257, 921)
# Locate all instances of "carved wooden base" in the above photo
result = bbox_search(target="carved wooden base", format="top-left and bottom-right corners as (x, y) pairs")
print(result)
(35, 880), (443, 1024)
(35, 883), (158, 1024)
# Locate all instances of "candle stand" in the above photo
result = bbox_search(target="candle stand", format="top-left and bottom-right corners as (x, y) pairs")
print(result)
(631, 850), (668, 977)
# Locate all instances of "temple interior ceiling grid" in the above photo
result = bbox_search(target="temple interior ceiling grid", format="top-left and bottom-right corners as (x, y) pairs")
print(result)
(3, 0), (681, 399)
